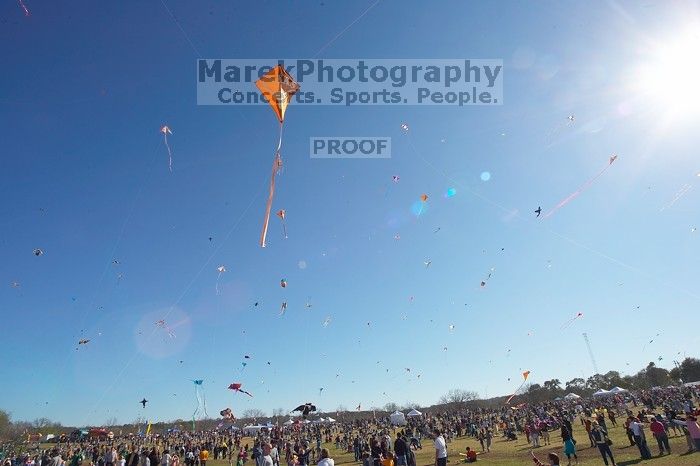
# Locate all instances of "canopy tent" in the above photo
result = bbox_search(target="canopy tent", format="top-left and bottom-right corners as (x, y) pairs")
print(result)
(283, 419), (294, 425)
(406, 409), (422, 417)
(325, 416), (336, 423)
(609, 386), (629, 393)
(683, 380), (700, 387)
(592, 389), (611, 397)
(564, 393), (581, 400)
(390, 411), (407, 426)
(313, 417), (326, 424)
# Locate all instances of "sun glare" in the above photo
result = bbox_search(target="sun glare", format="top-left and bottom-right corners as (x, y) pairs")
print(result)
(633, 25), (700, 121)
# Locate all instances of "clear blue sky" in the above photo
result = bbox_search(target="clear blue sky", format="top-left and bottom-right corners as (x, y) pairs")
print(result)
(1, 0), (699, 427)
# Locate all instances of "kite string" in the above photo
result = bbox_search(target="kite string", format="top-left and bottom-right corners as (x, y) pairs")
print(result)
(311, 0), (381, 58)
(158, 0), (202, 57)
(543, 162), (613, 218)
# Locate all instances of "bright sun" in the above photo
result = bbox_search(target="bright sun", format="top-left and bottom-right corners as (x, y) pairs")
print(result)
(633, 25), (700, 121)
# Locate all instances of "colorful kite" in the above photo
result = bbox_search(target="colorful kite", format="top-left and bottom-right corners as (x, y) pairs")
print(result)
(192, 379), (208, 420)
(160, 125), (173, 172)
(543, 154), (618, 218)
(506, 370), (531, 404)
(228, 383), (253, 397)
(33, 248), (43, 256)
(280, 278), (287, 288)
(256, 65), (300, 248)
(220, 407), (235, 420)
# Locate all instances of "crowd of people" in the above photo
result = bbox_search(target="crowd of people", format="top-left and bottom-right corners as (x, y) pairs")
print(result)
(2, 384), (699, 466)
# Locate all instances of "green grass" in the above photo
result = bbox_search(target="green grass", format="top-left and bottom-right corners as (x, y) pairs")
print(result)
(206, 420), (698, 466)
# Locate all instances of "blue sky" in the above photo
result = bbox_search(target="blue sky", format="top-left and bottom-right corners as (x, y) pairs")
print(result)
(1, 0), (699, 427)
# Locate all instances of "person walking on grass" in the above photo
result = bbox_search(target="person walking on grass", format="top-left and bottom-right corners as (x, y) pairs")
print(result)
(433, 429), (447, 466)
(650, 416), (671, 456)
(559, 424), (577, 466)
(590, 421), (616, 466)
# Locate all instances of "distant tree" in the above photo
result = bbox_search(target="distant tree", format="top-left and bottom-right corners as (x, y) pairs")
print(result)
(639, 362), (673, 388)
(438, 389), (479, 404)
(602, 371), (624, 388)
(104, 417), (118, 427)
(336, 405), (347, 413)
(565, 377), (586, 392)
(272, 408), (286, 418)
(0, 410), (11, 440)
(670, 358), (700, 383)
(585, 374), (608, 390)
(543, 379), (562, 393)
(402, 402), (420, 410)
(242, 408), (266, 419)
(384, 403), (399, 412)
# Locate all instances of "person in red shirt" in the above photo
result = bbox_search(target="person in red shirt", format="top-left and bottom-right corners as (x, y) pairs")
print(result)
(649, 417), (670, 455)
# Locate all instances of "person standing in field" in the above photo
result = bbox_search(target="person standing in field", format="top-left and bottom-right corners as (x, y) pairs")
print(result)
(433, 429), (447, 466)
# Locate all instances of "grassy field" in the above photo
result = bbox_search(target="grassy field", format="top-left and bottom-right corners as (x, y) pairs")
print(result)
(208, 420), (698, 466)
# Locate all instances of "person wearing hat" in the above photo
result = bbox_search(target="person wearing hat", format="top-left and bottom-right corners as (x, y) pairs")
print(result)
(590, 421), (616, 466)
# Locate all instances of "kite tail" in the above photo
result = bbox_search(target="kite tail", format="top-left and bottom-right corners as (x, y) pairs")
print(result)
(281, 220), (288, 239)
(163, 134), (173, 172)
(18, 0), (30, 16)
(260, 122), (285, 248)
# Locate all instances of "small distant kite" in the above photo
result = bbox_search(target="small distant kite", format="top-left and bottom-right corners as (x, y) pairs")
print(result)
(319, 387), (324, 396)
(10, 281), (20, 288)
(155, 319), (176, 338)
(535, 207), (542, 217)
(400, 123), (409, 132)
(292, 402), (316, 418)
(392, 175), (400, 183)
(322, 316), (331, 327)
(280, 301), (287, 315)
(160, 125), (173, 172)
(140, 398), (148, 408)
(33, 248), (43, 256)
(561, 312), (584, 329)
(480, 268), (495, 288)
(216, 265), (226, 295)
(424, 259), (432, 268)
(280, 278), (287, 288)
(77, 339), (90, 346)
(228, 382), (253, 397)
(277, 210), (288, 239)
(448, 324), (455, 332)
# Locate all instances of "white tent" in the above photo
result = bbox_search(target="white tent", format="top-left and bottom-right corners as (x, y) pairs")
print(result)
(314, 417), (326, 424)
(325, 416), (336, 423)
(390, 411), (407, 426)
(243, 425), (270, 432)
(283, 419), (294, 426)
(592, 389), (611, 397)
(683, 380), (700, 387)
(406, 409), (422, 417)
(564, 393), (581, 400)
(609, 386), (628, 393)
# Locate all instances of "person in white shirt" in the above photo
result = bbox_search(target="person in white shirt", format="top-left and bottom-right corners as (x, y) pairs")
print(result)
(261, 444), (274, 466)
(316, 449), (333, 466)
(433, 429), (447, 466)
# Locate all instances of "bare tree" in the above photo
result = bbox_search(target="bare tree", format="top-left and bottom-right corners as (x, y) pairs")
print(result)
(438, 389), (479, 404)
(242, 408), (266, 419)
